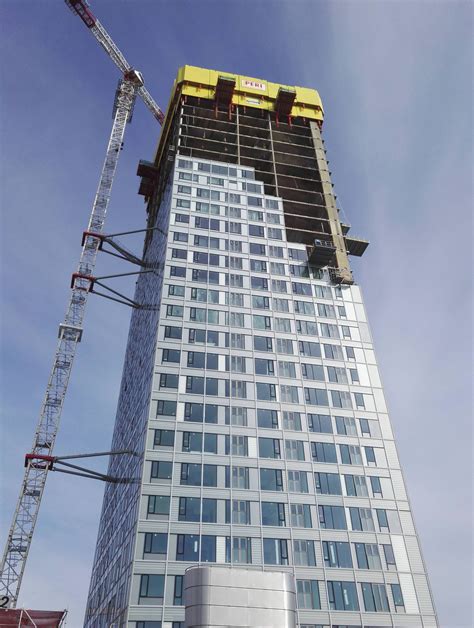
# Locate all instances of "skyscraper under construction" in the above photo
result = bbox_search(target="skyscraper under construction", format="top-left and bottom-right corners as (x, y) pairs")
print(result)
(84, 66), (438, 628)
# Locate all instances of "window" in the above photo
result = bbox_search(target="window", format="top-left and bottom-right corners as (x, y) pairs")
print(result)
(285, 440), (305, 461)
(268, 245), (284, 258)
(162, 348), (180, 363)
(248, 209), (264, 221)
(225, 537), (252, 564)
(250, 259), (268, 273)
(339, 444), (363, 465)
(227, 332), (246, 349)
(349, 368), (359, 383)
(226, 206), (241, 218)
(376, 508), (401, 533)
(250, 242), (266, 255)
(276, 338), (294, 354)
(187, 351), (205, 368)
(265, 198), (279, 209)
(171, 248), (187, 260)
(272, 279), (287, 293)
(154, 430), (175, 448)
(323, 343), (344, 360)
(186, 376), (204, 394)
(253, 295), (270, 310)
(259, 437), (281, 459)
(282, 411), (302, 431)
(299, 340), (321, 357)
(176, 198), (191, 209)
(280, 385), (299, 403)
(273, 297), (290, 312)
(354, 393), (366, 409)
(295, 303), (316, 320)
(247, 196), (263, 208)
(314, 285), (332, 299)
(225, 435), (248, 456)
(197, 162), (211, 172)
(263, 538), (288, 565)
(164, 325), (182, 340)
(225, 380), (247, 399)
(249, 224), (265, 237)
(292, 282), (312, 296)
(228, 273), (244, 288)
(296, 320), (318, 336)
(254, 335), (273, 353)
(275, 317), (291, 333)
(323, 541), (352, 568)
(293, 540), (316, 566)
(320, 323), (339, 338)
(177, 185), (191, 194)
(305, 388), (329, 407)
(173, 575), (183, 606)
(268, 227), (282, 240)
(296, 580), (320, 609)
(226, 466), (249, 489)
(156, 400), (177, 417)
(346, 346), (356, 360)
(176, 534), (216, 562)
(288, 248), (307, 261)
(344, 474), (368, 497)
(229, 292), (244, 306)
(287, 470), (308, 493)
(260, 468), (283, 491)
(225, 407), (248, 426)
(151, 461), (172, 481)
(225, 499), (250, 524)
(307, 413), (332, 433)
(383, 544), (396, 570)
(354, 544), (382, 570)
(144, 533), (167, 558)
(315, 472), (342, 495)
(200, 499), (217, 523)
(319, 505), (347, 530)
(317, 303), (335, 318)
(331, 390), (353, 409)
(257, 409), (279, 429)
(173, 231), (188, 243)
(147, 495), (170, 518)
(327, 366), (348, 384)
(184, 402), (217, 424)
(253, 315), (271, 330)
(270, 261), (285, 274)
(370, 476), (383, 497)
(302, 363), (325, 381)
(361, 582), (390, 612)
(350, 507), (375, 531)
(168, 284), (185, 297)
(311, 442), (337, 463)
(341, 325), (352, 339)
(226, 355), (246, 373)
(256, 382), (277, 401)
(229, 311), (245, 327)
(180, 463), (217, 487)
(178, 158), (192, 169)
(139, 574), (164, 600)
(336, 416), (357, 436)
(175, 213), (190, 224)
(391, 583), (405, 612)
(262, 502), (285, 526)
(290, 503), (312, 528)
(178, 497), (200, 522)
(327, 581), (359, 611)
(251, 276), (268, 291)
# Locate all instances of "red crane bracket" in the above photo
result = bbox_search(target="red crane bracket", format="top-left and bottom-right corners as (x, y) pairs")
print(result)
(70, 272), (96, 291)
(24, 454), (55, 470)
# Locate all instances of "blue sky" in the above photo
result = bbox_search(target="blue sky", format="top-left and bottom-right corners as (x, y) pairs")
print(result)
(0, 0), (472, 625)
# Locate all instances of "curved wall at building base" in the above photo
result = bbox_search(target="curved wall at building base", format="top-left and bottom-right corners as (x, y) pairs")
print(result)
(183, 566), (296, 628)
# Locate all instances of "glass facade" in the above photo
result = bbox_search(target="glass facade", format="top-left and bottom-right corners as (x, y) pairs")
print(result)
(84, 69), (438, 628)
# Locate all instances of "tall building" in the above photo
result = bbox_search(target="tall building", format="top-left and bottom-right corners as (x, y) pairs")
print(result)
(84, 66), (438, 628)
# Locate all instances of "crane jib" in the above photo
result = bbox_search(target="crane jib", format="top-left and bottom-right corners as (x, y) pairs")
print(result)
(65, 0), (96, 28)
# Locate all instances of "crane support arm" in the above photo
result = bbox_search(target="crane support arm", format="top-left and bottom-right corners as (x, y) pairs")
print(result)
(65, 0), (165, 124)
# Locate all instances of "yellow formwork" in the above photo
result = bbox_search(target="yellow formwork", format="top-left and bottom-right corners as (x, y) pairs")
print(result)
(171, 65), (324, 122)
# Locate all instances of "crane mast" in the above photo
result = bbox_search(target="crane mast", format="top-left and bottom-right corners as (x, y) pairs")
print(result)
(0, 0), (164, 608)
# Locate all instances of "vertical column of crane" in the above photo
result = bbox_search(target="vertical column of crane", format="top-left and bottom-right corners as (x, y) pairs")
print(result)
(0, 77), (139, 608)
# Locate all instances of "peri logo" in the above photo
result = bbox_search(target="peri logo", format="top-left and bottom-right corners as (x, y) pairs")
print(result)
(241, 79), (266, 92)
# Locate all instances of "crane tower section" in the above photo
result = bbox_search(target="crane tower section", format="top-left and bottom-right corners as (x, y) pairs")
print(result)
(0, 75), (140, 609)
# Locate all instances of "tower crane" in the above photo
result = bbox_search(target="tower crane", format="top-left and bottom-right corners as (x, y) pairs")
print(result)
(0, 0), (164, 608)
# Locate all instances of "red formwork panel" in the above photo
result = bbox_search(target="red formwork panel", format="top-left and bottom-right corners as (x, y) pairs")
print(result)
(0, 609), (67, 628)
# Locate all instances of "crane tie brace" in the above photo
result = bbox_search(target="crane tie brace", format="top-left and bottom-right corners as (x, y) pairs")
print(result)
(0, 0), (165, 608)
